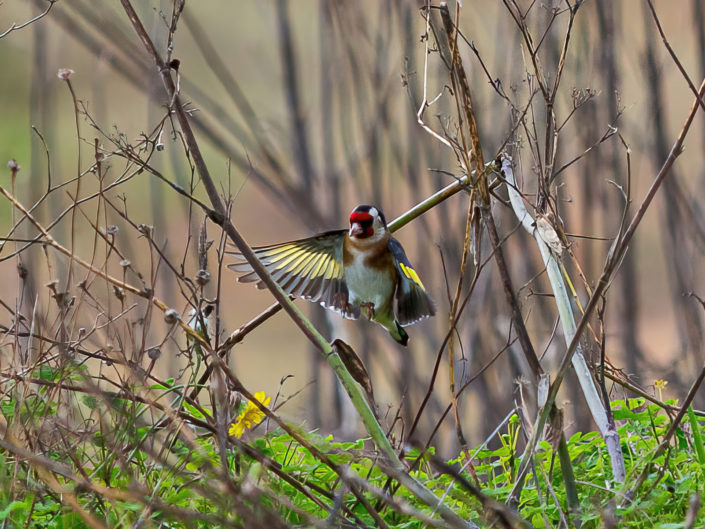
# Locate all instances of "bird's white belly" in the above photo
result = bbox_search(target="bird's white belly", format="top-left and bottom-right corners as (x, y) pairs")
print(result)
(344, 255), (393, 310)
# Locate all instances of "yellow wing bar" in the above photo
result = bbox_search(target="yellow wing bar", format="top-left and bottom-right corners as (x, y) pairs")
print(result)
(400, 262), (425, 290)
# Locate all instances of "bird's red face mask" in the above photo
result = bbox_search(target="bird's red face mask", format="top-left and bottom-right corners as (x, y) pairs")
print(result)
(349, 210), (374, 239)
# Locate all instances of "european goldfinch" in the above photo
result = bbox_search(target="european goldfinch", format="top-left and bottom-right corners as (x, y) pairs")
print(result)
(228, 205), (435, 345)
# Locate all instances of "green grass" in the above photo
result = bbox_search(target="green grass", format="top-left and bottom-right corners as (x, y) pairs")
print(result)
(0, 363), (702, 529)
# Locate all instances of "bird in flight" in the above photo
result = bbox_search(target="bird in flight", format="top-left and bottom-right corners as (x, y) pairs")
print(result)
(228, 205), (435, 345)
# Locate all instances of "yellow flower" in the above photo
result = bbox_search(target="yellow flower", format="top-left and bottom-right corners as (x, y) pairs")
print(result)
(229, 391), (271, 438)
(655, 379), (668, 401)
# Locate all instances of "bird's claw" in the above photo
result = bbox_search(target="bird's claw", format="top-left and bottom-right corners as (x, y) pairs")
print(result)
(332, 292), (349, 311)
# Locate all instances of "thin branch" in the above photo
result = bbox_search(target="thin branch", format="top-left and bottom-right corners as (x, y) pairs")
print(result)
(510, 74), (705, 498)
(0, 0), (56, 39)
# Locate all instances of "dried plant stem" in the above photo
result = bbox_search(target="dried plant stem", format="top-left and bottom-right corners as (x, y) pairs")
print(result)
(482, 208), (543, 377)
(118, 2), (476, 525)
(0, 0), (56, 39)
(119, 0), (396, 457)
(447, 206), (475, 448)
(503, 156), (626, 485)
(423, 3), (543, 382)
(509, 74), (705, 498)
(188, 302), (284, 402)
(0, 437), (112, 529)
(213, 352), (477, 529)
(0, 184), (207, 347)
(441, 3), (478, 444)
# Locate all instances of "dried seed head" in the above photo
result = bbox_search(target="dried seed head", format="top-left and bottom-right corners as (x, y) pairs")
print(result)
(137, 224), (154, 238)
(106, 225), (119, 235)
(53, 291), (72, 309)
(7, 159), (19, 172)
(113, 285), (124, 301)
(156, 130), (165, 151)
(147, 347), (162, 360)
(119, 259), (131, 268)
(57, 68), (75, 80)
(196, 269), (211, 286)
(164, 309), (180, 324)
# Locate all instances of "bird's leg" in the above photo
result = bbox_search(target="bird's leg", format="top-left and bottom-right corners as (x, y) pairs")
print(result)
(332, 292), (347, 310)
(360, 302), (375, 320)
(333, 292), (356, 317)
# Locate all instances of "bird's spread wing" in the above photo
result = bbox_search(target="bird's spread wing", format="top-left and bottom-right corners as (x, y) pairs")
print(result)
(388, 238), (436, 326)
(227, 230), (356, 318)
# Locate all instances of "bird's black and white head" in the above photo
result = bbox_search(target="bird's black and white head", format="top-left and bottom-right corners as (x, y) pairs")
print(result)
(348, 205), (387, 241)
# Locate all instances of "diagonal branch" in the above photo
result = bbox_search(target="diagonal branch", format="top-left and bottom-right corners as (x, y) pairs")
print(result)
(510, 74), (705, 497)
(117, 3), (476, 526)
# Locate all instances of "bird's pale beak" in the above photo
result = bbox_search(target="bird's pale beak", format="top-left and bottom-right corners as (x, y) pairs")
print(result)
(349, 222), (364, 237)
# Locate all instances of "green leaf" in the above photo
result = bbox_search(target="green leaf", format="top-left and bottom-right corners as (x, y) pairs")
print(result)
(0, 400), (14, 419)
(688, 406), (705, 467)
(675, 427), (688, 451)
(0, 496), (32, 520)
(81, 395), (98, 409)
(38, 366), (56, 381)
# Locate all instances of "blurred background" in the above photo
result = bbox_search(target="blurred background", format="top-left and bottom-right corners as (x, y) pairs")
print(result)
(1, 0), (704, 456)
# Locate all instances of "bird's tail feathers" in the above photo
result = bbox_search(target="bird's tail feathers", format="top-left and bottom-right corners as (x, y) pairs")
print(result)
(390, 320), (409, 346)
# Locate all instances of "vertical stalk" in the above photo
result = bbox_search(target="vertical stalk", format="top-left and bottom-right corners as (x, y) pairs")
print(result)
(118, 3), (476, 526)
(503, 156), (626, 483)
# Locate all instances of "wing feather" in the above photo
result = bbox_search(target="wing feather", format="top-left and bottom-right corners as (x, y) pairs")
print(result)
(227, 230), (356, 317)
(291, 252), (327, 297)
(388, 237), (436, 326)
